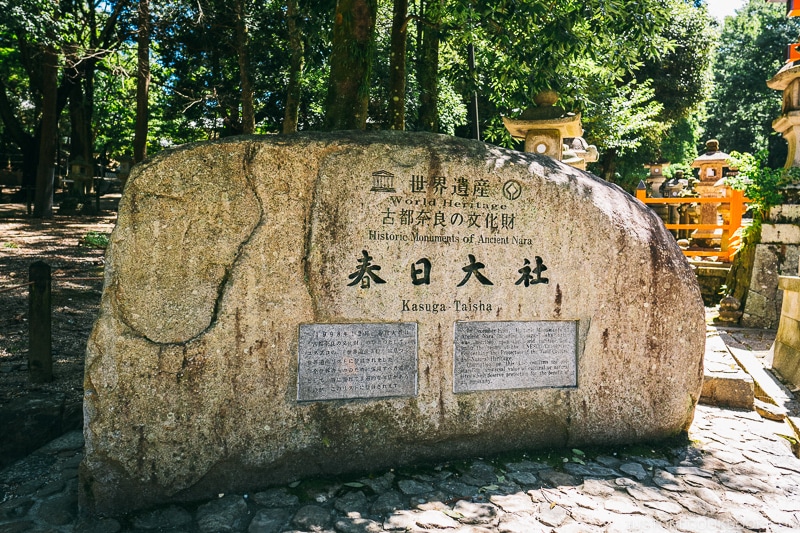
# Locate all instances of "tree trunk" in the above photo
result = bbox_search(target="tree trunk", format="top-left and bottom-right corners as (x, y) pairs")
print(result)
(134, 0), (151, 163)
(416, 0), (441, 132)
(34, 45), (58, 219)
(324, 0), (378, 131)
(387, 0), (408, 130)
(599, 147), (618, 182)
(282, 0), (304, 134)
(69, 79), (92, 168)
(234, 0), (255, 134)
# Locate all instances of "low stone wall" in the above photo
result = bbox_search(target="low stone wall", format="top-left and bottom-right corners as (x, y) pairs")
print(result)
(741, 206), (800, 328)
(694, 264), (729, 306)
(772, 276), (800, 389)
(81, 132), (705, 515)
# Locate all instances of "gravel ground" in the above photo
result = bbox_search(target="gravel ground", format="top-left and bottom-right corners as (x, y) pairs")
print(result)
(0, 197), (118, 411)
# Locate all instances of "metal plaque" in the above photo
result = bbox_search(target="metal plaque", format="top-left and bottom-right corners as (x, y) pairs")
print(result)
(297, 322), (418, 401)
(453, 321), (577, 393)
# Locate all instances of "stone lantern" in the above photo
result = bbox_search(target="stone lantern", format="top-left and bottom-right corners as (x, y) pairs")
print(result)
(69, 155), (93, 195)
(744, 36), (800, 327)
(503, 90), (598, 170)
(643, 161), (670, 198)
(117, 154), (134, 188)
(691, 139), (729, 185)
(767, 62), (800, 168)
(690, 140), (730, 245)
(741, 0), (800, 333)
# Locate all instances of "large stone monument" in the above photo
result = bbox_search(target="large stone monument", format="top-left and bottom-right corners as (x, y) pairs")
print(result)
(81, 131), (705, 515)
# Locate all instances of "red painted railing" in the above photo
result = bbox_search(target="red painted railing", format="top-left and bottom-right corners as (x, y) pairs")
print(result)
(635, 187), (750, 262)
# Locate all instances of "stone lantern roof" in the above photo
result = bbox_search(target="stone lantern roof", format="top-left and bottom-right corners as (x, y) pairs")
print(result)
(766, 61), (800, 92)
(502, 93), (583, 141)
(691, 140), (730, 165)
(691, 139), (731, 183)
(644, 160), (670, 176)
(502, 90), (587, 167)
(768, 60), (800, 168)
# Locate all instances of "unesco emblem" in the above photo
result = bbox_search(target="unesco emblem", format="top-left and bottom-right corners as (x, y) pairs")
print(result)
(502, 179), (522, 201)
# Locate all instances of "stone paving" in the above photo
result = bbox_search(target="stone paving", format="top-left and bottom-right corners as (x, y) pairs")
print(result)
(2, 404), (799, 532)
(2, 333), (800, 532)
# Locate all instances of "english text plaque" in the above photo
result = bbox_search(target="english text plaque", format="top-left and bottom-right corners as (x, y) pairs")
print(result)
(298, 322), (418, 401)
(454, 320), (577, 393)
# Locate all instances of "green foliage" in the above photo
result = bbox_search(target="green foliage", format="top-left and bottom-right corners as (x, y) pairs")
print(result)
(583, 78), (664, 157)
(0, 0), (725, 188)
(585, 0), (714, 185)
(93, 46), (138, 156)
(662, 162), (692, 180)
(704, 0), (800, 164)
(80, 231), (110, 249)
(0, 0), (62, 43)
(634, 0), (715, 124)
(659, 114), (703, 167)
(467, 0), (672, 116)
(725, 150), (796, 220)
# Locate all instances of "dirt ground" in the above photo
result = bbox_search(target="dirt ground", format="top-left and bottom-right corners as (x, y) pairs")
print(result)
(0, 195), (119, 411)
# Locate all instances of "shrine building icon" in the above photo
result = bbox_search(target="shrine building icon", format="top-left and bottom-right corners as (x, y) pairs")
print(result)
(370, 170), (396, 192)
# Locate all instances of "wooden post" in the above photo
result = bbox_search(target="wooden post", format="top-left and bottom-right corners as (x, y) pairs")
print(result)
(725, 189), (746, 261)
(28, 261), (52, 383)
(729, 189), (745, 234)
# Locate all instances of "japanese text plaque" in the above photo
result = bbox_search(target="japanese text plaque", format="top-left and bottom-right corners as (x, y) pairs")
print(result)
(454, 320), (577, 392)
(298, 323), (418, 401)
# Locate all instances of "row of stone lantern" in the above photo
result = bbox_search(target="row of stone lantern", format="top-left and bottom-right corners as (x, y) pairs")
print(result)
(65, 154), (133, 195)
(500, 89), (738, 247)
(642, 140), (735, 247)
(691, 139), (733, 246)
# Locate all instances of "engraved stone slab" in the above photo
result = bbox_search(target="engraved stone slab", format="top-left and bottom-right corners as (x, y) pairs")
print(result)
(83, 131), (705, 516)
(297, 323), (418, 401)
(454, 321), (577, 392)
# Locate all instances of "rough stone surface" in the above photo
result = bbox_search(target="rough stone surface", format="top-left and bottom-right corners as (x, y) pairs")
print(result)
(773, 277), (800, 389)
(196, 495), (250, 533)
(247, 508), (292, 533)
(761, 223), (800, 244)
(619, 462), (648, 481)
(742, 243), (800, 328)
(291, 504), (332, 530)
(701, 332), (755, 409)
(251, 488), (299, 508)
(131, 505), (192, 529)
(81, 131), (705, 514)
(8, 390), (800, 533)
(769, 204), (800, 222)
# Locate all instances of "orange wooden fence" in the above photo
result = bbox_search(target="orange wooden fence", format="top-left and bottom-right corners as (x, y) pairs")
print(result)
(635, 185), (750, 262)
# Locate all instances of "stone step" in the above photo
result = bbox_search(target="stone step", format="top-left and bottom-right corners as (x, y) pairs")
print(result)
(705, 327), (800, 458)
(689, 259), (730, 269)
(701, 331), (754, 409)
(724, 338), (800, 456)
